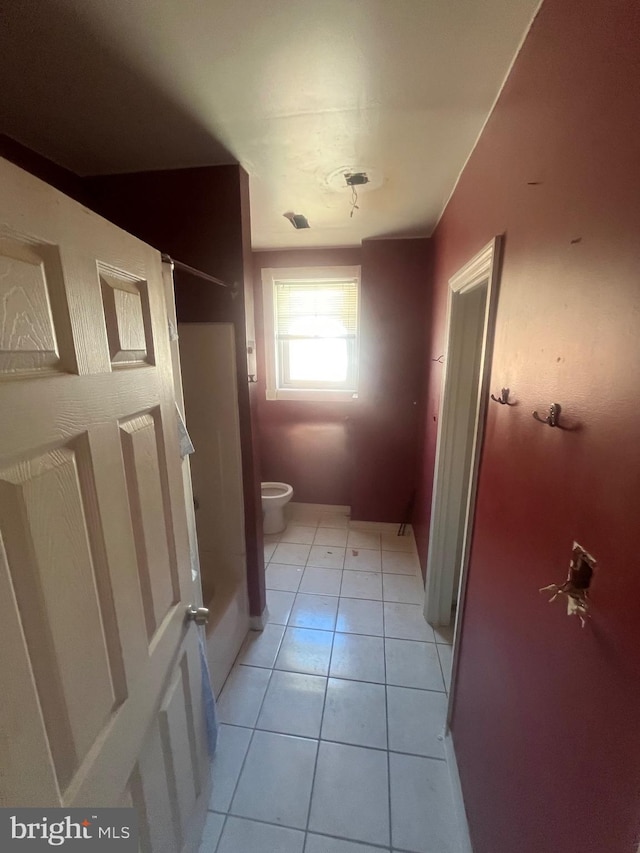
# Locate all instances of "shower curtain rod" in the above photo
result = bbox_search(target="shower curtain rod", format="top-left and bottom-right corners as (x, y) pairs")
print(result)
(161, 253), (237, 294)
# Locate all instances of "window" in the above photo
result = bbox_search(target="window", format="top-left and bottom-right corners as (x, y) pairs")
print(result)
(262, 266), (360, 401)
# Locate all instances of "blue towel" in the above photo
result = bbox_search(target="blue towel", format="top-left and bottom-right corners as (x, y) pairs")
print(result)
(199, 632), (218, 756)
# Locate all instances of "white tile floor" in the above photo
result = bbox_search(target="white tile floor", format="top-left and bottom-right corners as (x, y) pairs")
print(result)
(203, 508), (460, 853)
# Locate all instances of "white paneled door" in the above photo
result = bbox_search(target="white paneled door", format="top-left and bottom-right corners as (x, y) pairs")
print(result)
(0, 158), (210, 853)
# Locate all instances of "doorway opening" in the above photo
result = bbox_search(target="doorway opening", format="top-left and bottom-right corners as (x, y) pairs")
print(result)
(423, 237), (502, 713)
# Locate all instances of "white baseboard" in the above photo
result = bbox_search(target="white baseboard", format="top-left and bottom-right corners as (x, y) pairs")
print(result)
(249, 609), (267, 631)
(349, 520), (414, 535)
(444, 731), (473, 853)
(288, 502), (351, 515)
(285, 504), (415, 539)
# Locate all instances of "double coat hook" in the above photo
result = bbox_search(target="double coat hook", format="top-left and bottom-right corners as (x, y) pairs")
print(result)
(490, 387), (515, 406)
(533, 403), (563, 427)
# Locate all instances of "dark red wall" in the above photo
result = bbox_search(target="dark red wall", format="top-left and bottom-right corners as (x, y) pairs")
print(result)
(254, 240), (431, 519)
(351, 238), (432, 521)
(87, 166), (266, 617)
(254, 248), (361, 507)
(414, 2), (640, 851)
(0, 134), (87, 204)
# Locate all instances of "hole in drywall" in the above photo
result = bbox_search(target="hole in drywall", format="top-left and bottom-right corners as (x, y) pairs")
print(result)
(344, 172), (369, 187)
(324, 166), (383, 193)
(540, 541), (597, 627)
(569, 543), (595, 590)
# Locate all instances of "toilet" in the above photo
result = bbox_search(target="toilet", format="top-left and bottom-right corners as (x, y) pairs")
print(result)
(261, 482), (293, 534)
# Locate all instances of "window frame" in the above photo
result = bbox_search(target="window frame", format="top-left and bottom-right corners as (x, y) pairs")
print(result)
(261, 265), (361, 402)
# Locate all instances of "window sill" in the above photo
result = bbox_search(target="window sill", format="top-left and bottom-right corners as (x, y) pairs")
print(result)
(265, 388), (359, 403)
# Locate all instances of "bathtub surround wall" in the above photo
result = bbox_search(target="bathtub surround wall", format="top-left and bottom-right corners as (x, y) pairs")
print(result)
(179, 322), (250, 693)
(254, 238), (431, 521)
(413, 1), (640, 851)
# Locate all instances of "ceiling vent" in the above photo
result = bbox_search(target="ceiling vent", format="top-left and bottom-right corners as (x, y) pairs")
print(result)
(283, 212), (310, 229)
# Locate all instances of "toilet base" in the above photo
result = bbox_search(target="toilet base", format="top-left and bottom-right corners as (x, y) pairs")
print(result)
(263, 505), (286, 535)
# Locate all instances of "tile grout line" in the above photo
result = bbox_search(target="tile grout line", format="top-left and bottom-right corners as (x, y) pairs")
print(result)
(268, 567), (424, 590)
(303, 595), (334, 840)
(219, 658), (274, 838)
(265, 556), (422, 578)
(225, 665), (447, 699)
(211, 812), (227, 853)
(383, 596), (394, 852)
(436, 642), (450, 696)
(234, 518), (438, 852)
(307, 827), (393, 852)
(212, 607), (290, 849)
(270, 558), (419, 573)
(217, 717), (447, 761)
(267, 591), (425, 605)
(213, 600), (449, 840)
(266, 627), (443, 649)
(213, 776), (450, 849)
(213, 811), (397, 851)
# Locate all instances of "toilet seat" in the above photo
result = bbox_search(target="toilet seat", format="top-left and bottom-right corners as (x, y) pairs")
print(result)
(261, 482), (293, 500)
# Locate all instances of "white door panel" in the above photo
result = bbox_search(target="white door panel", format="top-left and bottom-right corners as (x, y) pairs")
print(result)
(0, 157), (210, 852)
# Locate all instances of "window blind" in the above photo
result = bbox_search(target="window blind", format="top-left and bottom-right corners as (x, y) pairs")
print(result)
(274, 280), (358, 339)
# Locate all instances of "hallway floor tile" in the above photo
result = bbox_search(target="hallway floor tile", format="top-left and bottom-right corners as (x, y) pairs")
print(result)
(203, 514), (462, 853)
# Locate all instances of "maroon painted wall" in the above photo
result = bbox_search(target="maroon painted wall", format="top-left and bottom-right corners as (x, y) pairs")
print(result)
(254, 240), (431, 519)
(351, 238), (432, 521)
(414, 2), (640, 851)
(254, 248), (362, 508)
(0, 134), (87, 204)
(86, 166), (266, 617)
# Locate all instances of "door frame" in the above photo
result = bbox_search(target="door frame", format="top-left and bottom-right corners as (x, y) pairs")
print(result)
(423, 237), (502, 706)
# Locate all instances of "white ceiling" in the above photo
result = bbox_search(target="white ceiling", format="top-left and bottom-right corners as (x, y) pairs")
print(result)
(1, 0), (539, 249)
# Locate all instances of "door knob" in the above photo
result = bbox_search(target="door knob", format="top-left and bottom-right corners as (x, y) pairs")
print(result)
(186, 605), (209, 626)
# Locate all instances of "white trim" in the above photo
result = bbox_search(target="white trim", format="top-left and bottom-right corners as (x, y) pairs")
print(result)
(288, 502), (351, 515)
(266, 387), (358, 403)
(431, 0), (544, 236)
(449, 241), (498, 293)
(349, 520), (415, 536)
(444, 732), (474, 853)
(423, 238), (502, 722)
(261, 265), (361, 402)
(249, 610), (268, 631)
